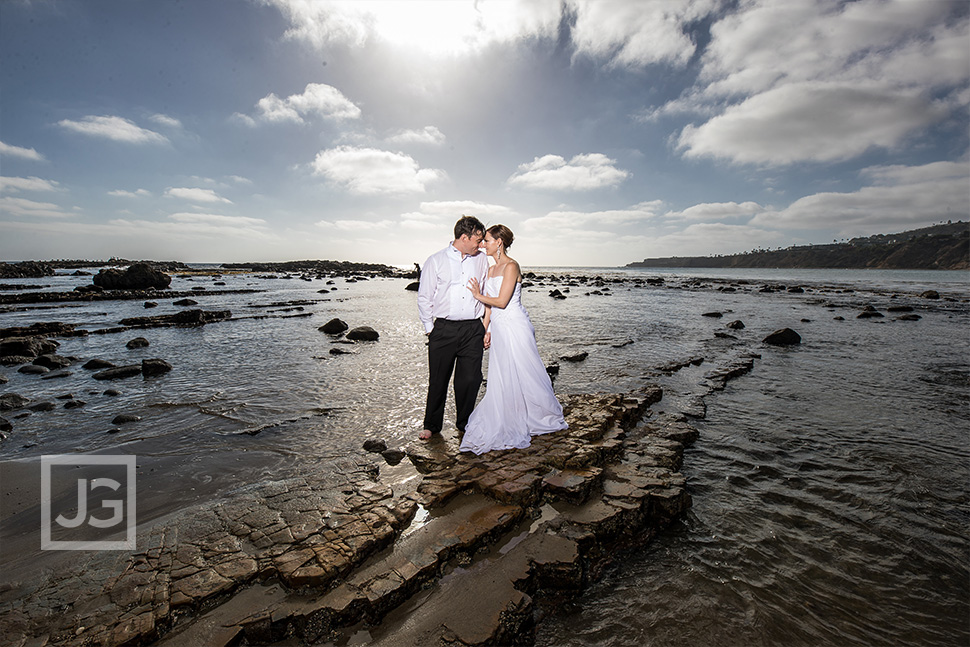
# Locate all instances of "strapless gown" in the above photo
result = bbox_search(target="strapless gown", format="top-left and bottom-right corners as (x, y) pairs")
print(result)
(459, 275), (567, 455)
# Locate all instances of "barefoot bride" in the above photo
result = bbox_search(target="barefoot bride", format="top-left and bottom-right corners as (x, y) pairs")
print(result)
(460, 225), (567, 455)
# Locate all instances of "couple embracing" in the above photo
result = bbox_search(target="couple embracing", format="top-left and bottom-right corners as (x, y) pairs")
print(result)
(417, 215), (567, 455)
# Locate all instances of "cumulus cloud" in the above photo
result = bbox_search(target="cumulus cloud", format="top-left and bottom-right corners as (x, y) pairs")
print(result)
(0, 140), (45, 162)
(508, 153), (630, 191)
(168, 213), (266, 228)
(754, 160), (970, 234)
(0, 196), (73, 218)
(664, 1), (968, 165)
(165, 187), (233, 204)
(678, 81), (945, 164)
(311, 146), (445, 194)
(57, 115), (169, 144)
(663, 201), (765, 221)
(240, 83), (361, 125)
(387, 126), (446, 146)
(523, 201), (663, 232)
(0, 176), (60, 194)
(569, 0), (718, 68)
(108, 188), (152, 198)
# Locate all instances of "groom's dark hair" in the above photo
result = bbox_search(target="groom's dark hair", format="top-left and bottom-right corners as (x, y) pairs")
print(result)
(454, 215), (485, 240)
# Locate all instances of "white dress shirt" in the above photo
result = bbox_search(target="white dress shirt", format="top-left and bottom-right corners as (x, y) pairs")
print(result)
(417, 242), (489, 333)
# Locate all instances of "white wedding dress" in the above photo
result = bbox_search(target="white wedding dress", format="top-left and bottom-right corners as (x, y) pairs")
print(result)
(460, 275), (567, 455)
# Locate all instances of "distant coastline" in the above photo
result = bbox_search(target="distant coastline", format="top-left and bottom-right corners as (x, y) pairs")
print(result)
(628, 221), (970, 271)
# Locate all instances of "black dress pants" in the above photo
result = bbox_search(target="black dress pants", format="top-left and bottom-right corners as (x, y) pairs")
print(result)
(423, 318), (485, 434)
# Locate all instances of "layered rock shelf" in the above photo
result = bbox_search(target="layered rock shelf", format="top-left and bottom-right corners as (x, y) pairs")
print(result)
(0, 388), (700, 647)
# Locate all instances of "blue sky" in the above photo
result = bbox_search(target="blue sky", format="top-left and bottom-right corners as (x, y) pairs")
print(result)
(1, 0), (967, 267)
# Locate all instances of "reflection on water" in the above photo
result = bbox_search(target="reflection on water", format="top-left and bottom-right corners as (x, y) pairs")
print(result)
(1, 267), (968, 644)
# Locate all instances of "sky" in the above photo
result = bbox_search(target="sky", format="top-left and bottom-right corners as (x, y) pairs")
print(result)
(1, 0), (968, 267)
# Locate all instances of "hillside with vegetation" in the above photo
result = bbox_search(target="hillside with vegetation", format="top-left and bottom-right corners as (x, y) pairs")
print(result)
(628, 222), (969, 270)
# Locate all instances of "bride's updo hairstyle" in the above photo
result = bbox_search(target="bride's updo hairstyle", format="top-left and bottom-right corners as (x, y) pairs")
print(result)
(488, 224), (514, 250)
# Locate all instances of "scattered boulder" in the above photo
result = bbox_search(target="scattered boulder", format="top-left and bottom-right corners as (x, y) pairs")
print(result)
(560, 351), (589, 362)
(920, 290), (940, 299)
(896, 314), (922, 321)
(142, 358), (172, 377)
(549, 289), (567, 300)
(347, 326), (380, 342)
(363, 439), (388, 453)
(0, 374), (7, 385)
(857, 306), (884, 319)
(0, 261), (54, 279)
(64, 400), (86, 409)
(0, 393), (30, 411)
(144, 301), (158, 309)
(763, 328), (801, 346)
(92, 263), (171, 290)
(173, 298), (198, 306)
(93, 365), (143, 380)
(19, 365), (50, 375)
(319, 318), (349, 335)
(29, 402), (56, 412)
(0, 337), (59, 360)
(103, 389), (121, 396)
(611, 340), (635, 348)
(329, 348), (355, 355)
(702, 311), (723, 318)
(83, 359), (116, 370)
(382, 448), (406, 466)
(119, 309), (230, 327)
(41, 371), (72, 380)
(726, 320), (745, 330)
(112, 414), (142, 425)
(405, 282), (419, 292)
(33, 354), (71, 369)
(126, 337), (150, 349)
(0, 417), (10, 432)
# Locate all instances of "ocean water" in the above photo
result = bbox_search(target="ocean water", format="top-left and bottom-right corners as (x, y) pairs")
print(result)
(1, 266), (968, 645)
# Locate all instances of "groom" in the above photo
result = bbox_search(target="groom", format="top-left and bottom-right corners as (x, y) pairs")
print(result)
(417, 215), (489, 440)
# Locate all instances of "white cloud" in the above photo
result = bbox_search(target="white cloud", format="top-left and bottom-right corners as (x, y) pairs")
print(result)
(754, 160), (970, 234)
(0, 196), (73, 218)
(569, 0), (719, 68)
(108, 188), (152, 198)
(508, 153), (630, 190)
(0, 141), (45, 162)
(663, 201), (766, 221)
(678, 81), (945, 164)
(523, 201), (663, 232)
(149, 113), (182, 129)
(641, 223), (788, 258)
(387, 126), (446, 146)
(247, 83), (361, 125)
(165, 187), (233, 204)
(57, 115), (169, 144)
(311, 146), (445, 194)
(0, 176), (60, 194)
(168, 212), (266, 227)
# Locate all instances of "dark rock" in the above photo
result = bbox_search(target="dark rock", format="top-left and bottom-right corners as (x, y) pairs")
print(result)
(173, 298), (198, 306)
(33, 354), (71, 369)
(726, 320), (745, 330)
(834, 316), (845, 321)
(83, 358), (116, 370)
(702, 312), (723, 318)
(0, 322), (77, 338)
(72, 270), (91, 276)
(560, 352), (589, 362)
(363, 439), (388, 453)
(763, 328), (801, 346)
(611, 340), (635, 348)
(1, 337), (59, 359)
(405, 282), (419, 292)
(896, 314), (922, 321)
(64, 400), (86, 409)
(19, 364), (50, 374)
(142, 358), (173, 377)
(346, 326), (380, 342)
(93, 365), (143, 380)
(93, 263), (171, 290)
(320, 318), (349, 335)
(119, 309), (230, 327)
(41, 370), (72, 380)
(103, 389), (121, 396)
(0, 417), (10, 432)
(74, 284), (104, 293)
(329, 348), (354, 355)
(887, 305), (914, 312)
(0, 261), (54, 279)
(0, 374), (6, 385)
(29, 402), (56, 412)
(0, 393), (30, 411)
(144, 301), (159, 308)
(549, 289), (567, 300)
(920, 290), (940, 299)
(112, 414), (142, 425)
(55, 393), (74, 400)
(126, 337), (150, 349)
(857, 307), (884, 319)
(546, 363), (560, 377)
(787, 286), (804, 293)
(107, 428), (122, 434)
(382, 448), (406, 466)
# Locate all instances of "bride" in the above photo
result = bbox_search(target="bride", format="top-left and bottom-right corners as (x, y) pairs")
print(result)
(459, 224), (567, 455)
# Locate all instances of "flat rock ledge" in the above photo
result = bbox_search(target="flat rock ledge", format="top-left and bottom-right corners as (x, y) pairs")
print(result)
(1, 388), (699, 647)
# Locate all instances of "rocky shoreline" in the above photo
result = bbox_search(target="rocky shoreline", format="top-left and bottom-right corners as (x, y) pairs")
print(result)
(1, 386), (707, 647)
